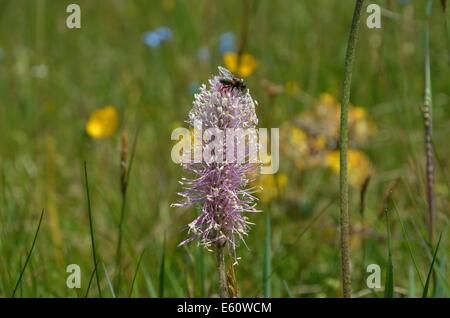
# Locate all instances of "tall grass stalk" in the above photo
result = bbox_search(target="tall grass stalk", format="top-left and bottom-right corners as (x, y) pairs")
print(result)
(237, 0), (251, 68)
(359, 176), (370, 289)
(115, 130), (139, 292)
(440, 0), (450, 64)
(84, 161), (102, 297)
(11, 209), (44, 297)
(423, 233), (443, 297)
(128, 248), (146, 297)
(384, 207), (394, 298)
(84, 260), (99, 298)
(423, 0), (435, 245)
(339, 0), (364, 298)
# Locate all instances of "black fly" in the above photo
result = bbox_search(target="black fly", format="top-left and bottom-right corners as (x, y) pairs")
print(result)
(218, 66), (246, 93)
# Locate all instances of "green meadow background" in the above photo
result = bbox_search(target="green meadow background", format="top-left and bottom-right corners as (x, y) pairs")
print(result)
(0, 0), (449, 297)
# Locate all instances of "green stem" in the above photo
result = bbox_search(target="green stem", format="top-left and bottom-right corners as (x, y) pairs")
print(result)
(84, 161), (102, 297)
(114, 130), (139, 293)
(237, 0), (251, 69)
(424, 0), (435, 246)
(11, 209), (45, 297)
(339, 0), (364, 298)
(216, 244), (229, 298)
(114, 196), (127, 291)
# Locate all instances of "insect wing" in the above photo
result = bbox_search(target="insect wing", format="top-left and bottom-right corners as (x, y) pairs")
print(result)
(218, 66), (235, 80)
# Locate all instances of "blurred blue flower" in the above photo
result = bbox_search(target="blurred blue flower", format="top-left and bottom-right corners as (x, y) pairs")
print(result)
(143, 26), (173, 48)
(197, 47), (210, 61)
(219, 32), (236, 54)
(156, 26), (173, 40)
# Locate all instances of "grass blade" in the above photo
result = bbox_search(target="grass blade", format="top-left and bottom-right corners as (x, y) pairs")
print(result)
(440, 0), (450, 64)
(11, 208), (45, 297)
(84, 260), (99, 298)
(252, 199), (334, 297)
(128, 248), (146, 297)
(392, 202), (424, 288)
(422, 233), (443, 298)
(159, 236), (166, 298)
(102, 262), (116, 298)
(412, 221), (450, 295)
(282, 280), (293, 298)
(408, 265), (416, 297)
(384, 208), (394, 298)
(142, 267), (157, 297)
(434, 252), (446, 297)
(263, 212), (271, 298)
(84, 161), (102, 297)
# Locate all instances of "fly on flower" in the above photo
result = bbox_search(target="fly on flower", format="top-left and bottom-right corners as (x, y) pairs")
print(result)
(218, 66), (247, 93)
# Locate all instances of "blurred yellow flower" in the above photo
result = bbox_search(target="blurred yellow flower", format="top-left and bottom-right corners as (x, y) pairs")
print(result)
(289, 126), (308, 150)
(311, 136), (326, 151)
(349, 106), (377, 144)
(223, 52), (258, 77)
(280, 93), (376, 182)
(258, 173), (288, 204)
(325, 149), (372, 187)
(351, 107), (366, 121)
(85, 106), (118, 139)
(325, 151), (340, 173)
(319, 93), (337, 105)
(293, 92), (376, 148)
(281, 123), (326, 170)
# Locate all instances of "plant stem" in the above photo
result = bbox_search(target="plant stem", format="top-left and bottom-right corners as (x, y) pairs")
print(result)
(84, 161), (102, 298)
(424, 0), (435, 246)
(237, 0), (251, 69)
(339, 0), (364, 298)
(114, 197), (127, 291)
(359, 176), (370, 289)
(11, 209), (45, 297)
(114, 130), (139, 292)
(216, 243), (229, 298)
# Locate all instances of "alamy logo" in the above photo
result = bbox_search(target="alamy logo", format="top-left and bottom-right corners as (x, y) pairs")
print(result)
(366, 264), (381, 289)
(366, 4), (382, 29)
(66, 4), (81, 29)
(66, 264), (81, 289)
(171, 120), (279, 174)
